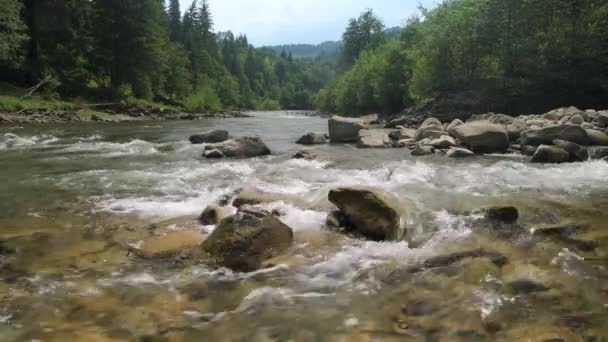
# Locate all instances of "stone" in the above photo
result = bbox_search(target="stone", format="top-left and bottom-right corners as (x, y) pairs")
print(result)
(446, 147), (474, 158)
(411, 145), (435, 156)
(508, 279), (549, 294)
(328, 188), (401, 241)
(232, 189), (288, 208)
(446, 119), (464, 135)
(395, 139), (415, 148)
(522, 145), (537, 156)
(296, 132), (328, 145)
(553, 139), (589, 162)
(204, 136), (271, 158)
(190, 130), (230, 144)
(531, 145), (571, 163)
(202, 209), (294, 272)
(199, 206), (230, 225)
(389, 128), (416, 141)
(326, 210), (347, 228)
(570, 114), (584, 125)
(292, 150), (317, 160)
(429, 135), (456, 149)
(134, 231), (205, 259)
(597, 113), (608, 127)
(328, 116), (370, 143)
(203, 149), (225, 159)
(357, 129), (392, 148)
(416, 129), (445, 141)
(485, 207), (519, 224)
(420, 117), (443, 128)
(404, 249), (508, 274)
(451, 121), (510, 153)
(590, 147), (608, 159)
(488, 113), (514, 125)
(586, 129), (608, 146)
(521, 124), (589, 146)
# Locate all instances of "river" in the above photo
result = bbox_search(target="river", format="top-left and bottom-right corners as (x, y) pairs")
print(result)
(0, 111), (607, 341)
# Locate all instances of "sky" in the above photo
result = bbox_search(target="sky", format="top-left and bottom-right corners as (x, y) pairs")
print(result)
(179, 0), (438, 46)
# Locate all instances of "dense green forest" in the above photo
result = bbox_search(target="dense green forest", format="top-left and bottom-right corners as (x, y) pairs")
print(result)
(316, 0), (608, 115)
(0, 0), (335, 111)
(2, 0), (608, 115)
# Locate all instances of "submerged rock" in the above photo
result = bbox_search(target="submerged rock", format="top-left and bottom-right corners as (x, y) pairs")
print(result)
(328, 115), (370, 143)
(411, 145), (435, 156)
(521, 124), (589, 146)
(292, 150), (317, 160)
(296, 132), (328, 145)
(203, 149), (225, 159)
(202, 209), (294, 272)
(326, 209), (347, 228)
(199, 205), (230, 225)
(485, 207), (519, 224)
(402, 249), (508, 274)
(451, 121), (510, 153)
(133, 230), (205, 259)
(429, 135), (456, 149)
(203, 136), (270, 158)
(589, 146), (608, 159)
(190, 130), (229, 144)
(531, 145), (571, 163)
(389, 128), (416, 141)
(328, 188), (401, 241)
(357, 129), (392, 148)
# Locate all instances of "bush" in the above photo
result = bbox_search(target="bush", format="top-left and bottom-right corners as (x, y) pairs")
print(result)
(255, 98), (281, 110)
(184, 81), (223, 112)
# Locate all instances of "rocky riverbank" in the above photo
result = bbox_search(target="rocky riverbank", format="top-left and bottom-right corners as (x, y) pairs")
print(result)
(0, 108), (251, 124)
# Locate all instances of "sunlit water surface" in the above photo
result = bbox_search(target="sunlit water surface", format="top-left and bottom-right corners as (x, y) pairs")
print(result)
(0, 111), (607, 341)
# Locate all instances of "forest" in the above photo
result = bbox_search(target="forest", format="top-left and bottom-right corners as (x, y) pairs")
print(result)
(0, 0), (335, 112)
(317, 0), (608, 115)
(1, 0), (608, 115)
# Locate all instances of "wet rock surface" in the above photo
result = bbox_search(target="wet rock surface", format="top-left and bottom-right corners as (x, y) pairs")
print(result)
(203, 136), (271, 158)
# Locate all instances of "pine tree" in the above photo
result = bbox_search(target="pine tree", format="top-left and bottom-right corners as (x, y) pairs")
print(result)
(167, 0), (181, 42)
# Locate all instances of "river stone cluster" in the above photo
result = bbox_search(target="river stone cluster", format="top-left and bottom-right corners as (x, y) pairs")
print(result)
(290, 106), (608, 164)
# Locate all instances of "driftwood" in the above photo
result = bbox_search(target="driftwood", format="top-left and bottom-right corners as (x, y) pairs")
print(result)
(21, 74), (53, 99)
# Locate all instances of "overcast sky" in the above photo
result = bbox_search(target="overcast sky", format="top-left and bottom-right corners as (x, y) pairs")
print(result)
(178, 0), (438, 46)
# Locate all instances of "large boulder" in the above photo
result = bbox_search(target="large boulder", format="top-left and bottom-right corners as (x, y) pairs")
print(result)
(446, 119), (464, 135)
(446, 147), (474, 158)
(357, 129), (392, 148)
(389, 128), (416, 141)
(429, 135), (456, 149)
(531, 145), (570, 164)
(596, 113), (608, 127)
(201, 209), (294, 272)
(589, 147), (608, 160)
(190, 130), (229, 144)
(296, 132), (328, 145)
(328, 188), (401, 241)
(203, 137), (271, 158)
(451, 121), (510, 153)
(521, 125), (589, 146)
(586, 129), (608, 146)
(328, 116), (371, 143)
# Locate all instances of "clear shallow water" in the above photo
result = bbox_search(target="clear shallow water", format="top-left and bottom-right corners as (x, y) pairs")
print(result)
(1, 111), (608, 341)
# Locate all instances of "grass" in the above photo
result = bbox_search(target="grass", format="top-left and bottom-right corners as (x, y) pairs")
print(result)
(75, 110), (117, 120)
(0, 96), (74, 112)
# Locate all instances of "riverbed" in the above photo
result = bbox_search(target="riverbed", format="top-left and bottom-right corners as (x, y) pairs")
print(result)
(0, 111), (607, 341)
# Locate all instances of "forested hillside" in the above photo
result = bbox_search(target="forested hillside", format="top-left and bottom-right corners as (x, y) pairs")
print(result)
(266, 41), (342, 59)
(316, 1), (608, 115)
(0, 0), (335, 111)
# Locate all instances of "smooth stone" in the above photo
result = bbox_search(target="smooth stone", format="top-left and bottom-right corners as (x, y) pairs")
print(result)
(553, 139), (588, 162)
(199, 206), (230, 225)
(451, 121), (510, 153)
(328, 115), (371, 143)
(446, 118), (464, 135)
(531, 145), (571, 163)
(508, 279), (549, 294)
(292, 150), (317, 160)
(589, 146), (608, 159)
(522, 145), (538, 156)
(586, 129), (608, 146)
(190, 130), (229, 144)
(429, 135), (456, 149)
(521, 124), (589, 146)
(446, 147), (474, 158)
(204, 149), (225, 159)
(411, 145), (435, 156)
(389, 128), (416, 141)
(357, 129), (392, 148)
(570, 114), (584, 125)
(202, 209), (294, 272)
(296, 132), (328, 145)
(328, 188), (402, 241)
(204, 136), (271, 158)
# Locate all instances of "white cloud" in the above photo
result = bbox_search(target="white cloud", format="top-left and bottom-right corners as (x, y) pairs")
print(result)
(178, 0), (438, 46)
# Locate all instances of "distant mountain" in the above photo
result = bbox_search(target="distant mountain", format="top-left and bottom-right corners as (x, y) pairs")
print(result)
(265, 41), (342, 59)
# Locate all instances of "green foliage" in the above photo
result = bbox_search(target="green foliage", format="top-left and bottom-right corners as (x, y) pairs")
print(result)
(256, 98), (281, 111)
(0, 0), (28, 67)
(0, 96), (74, 112)
(339, 9), (386, 70)
(184, 79), (223, 112)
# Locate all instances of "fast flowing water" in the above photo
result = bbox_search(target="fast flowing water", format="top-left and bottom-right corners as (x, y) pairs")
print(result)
(0, 111), (607, 341)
